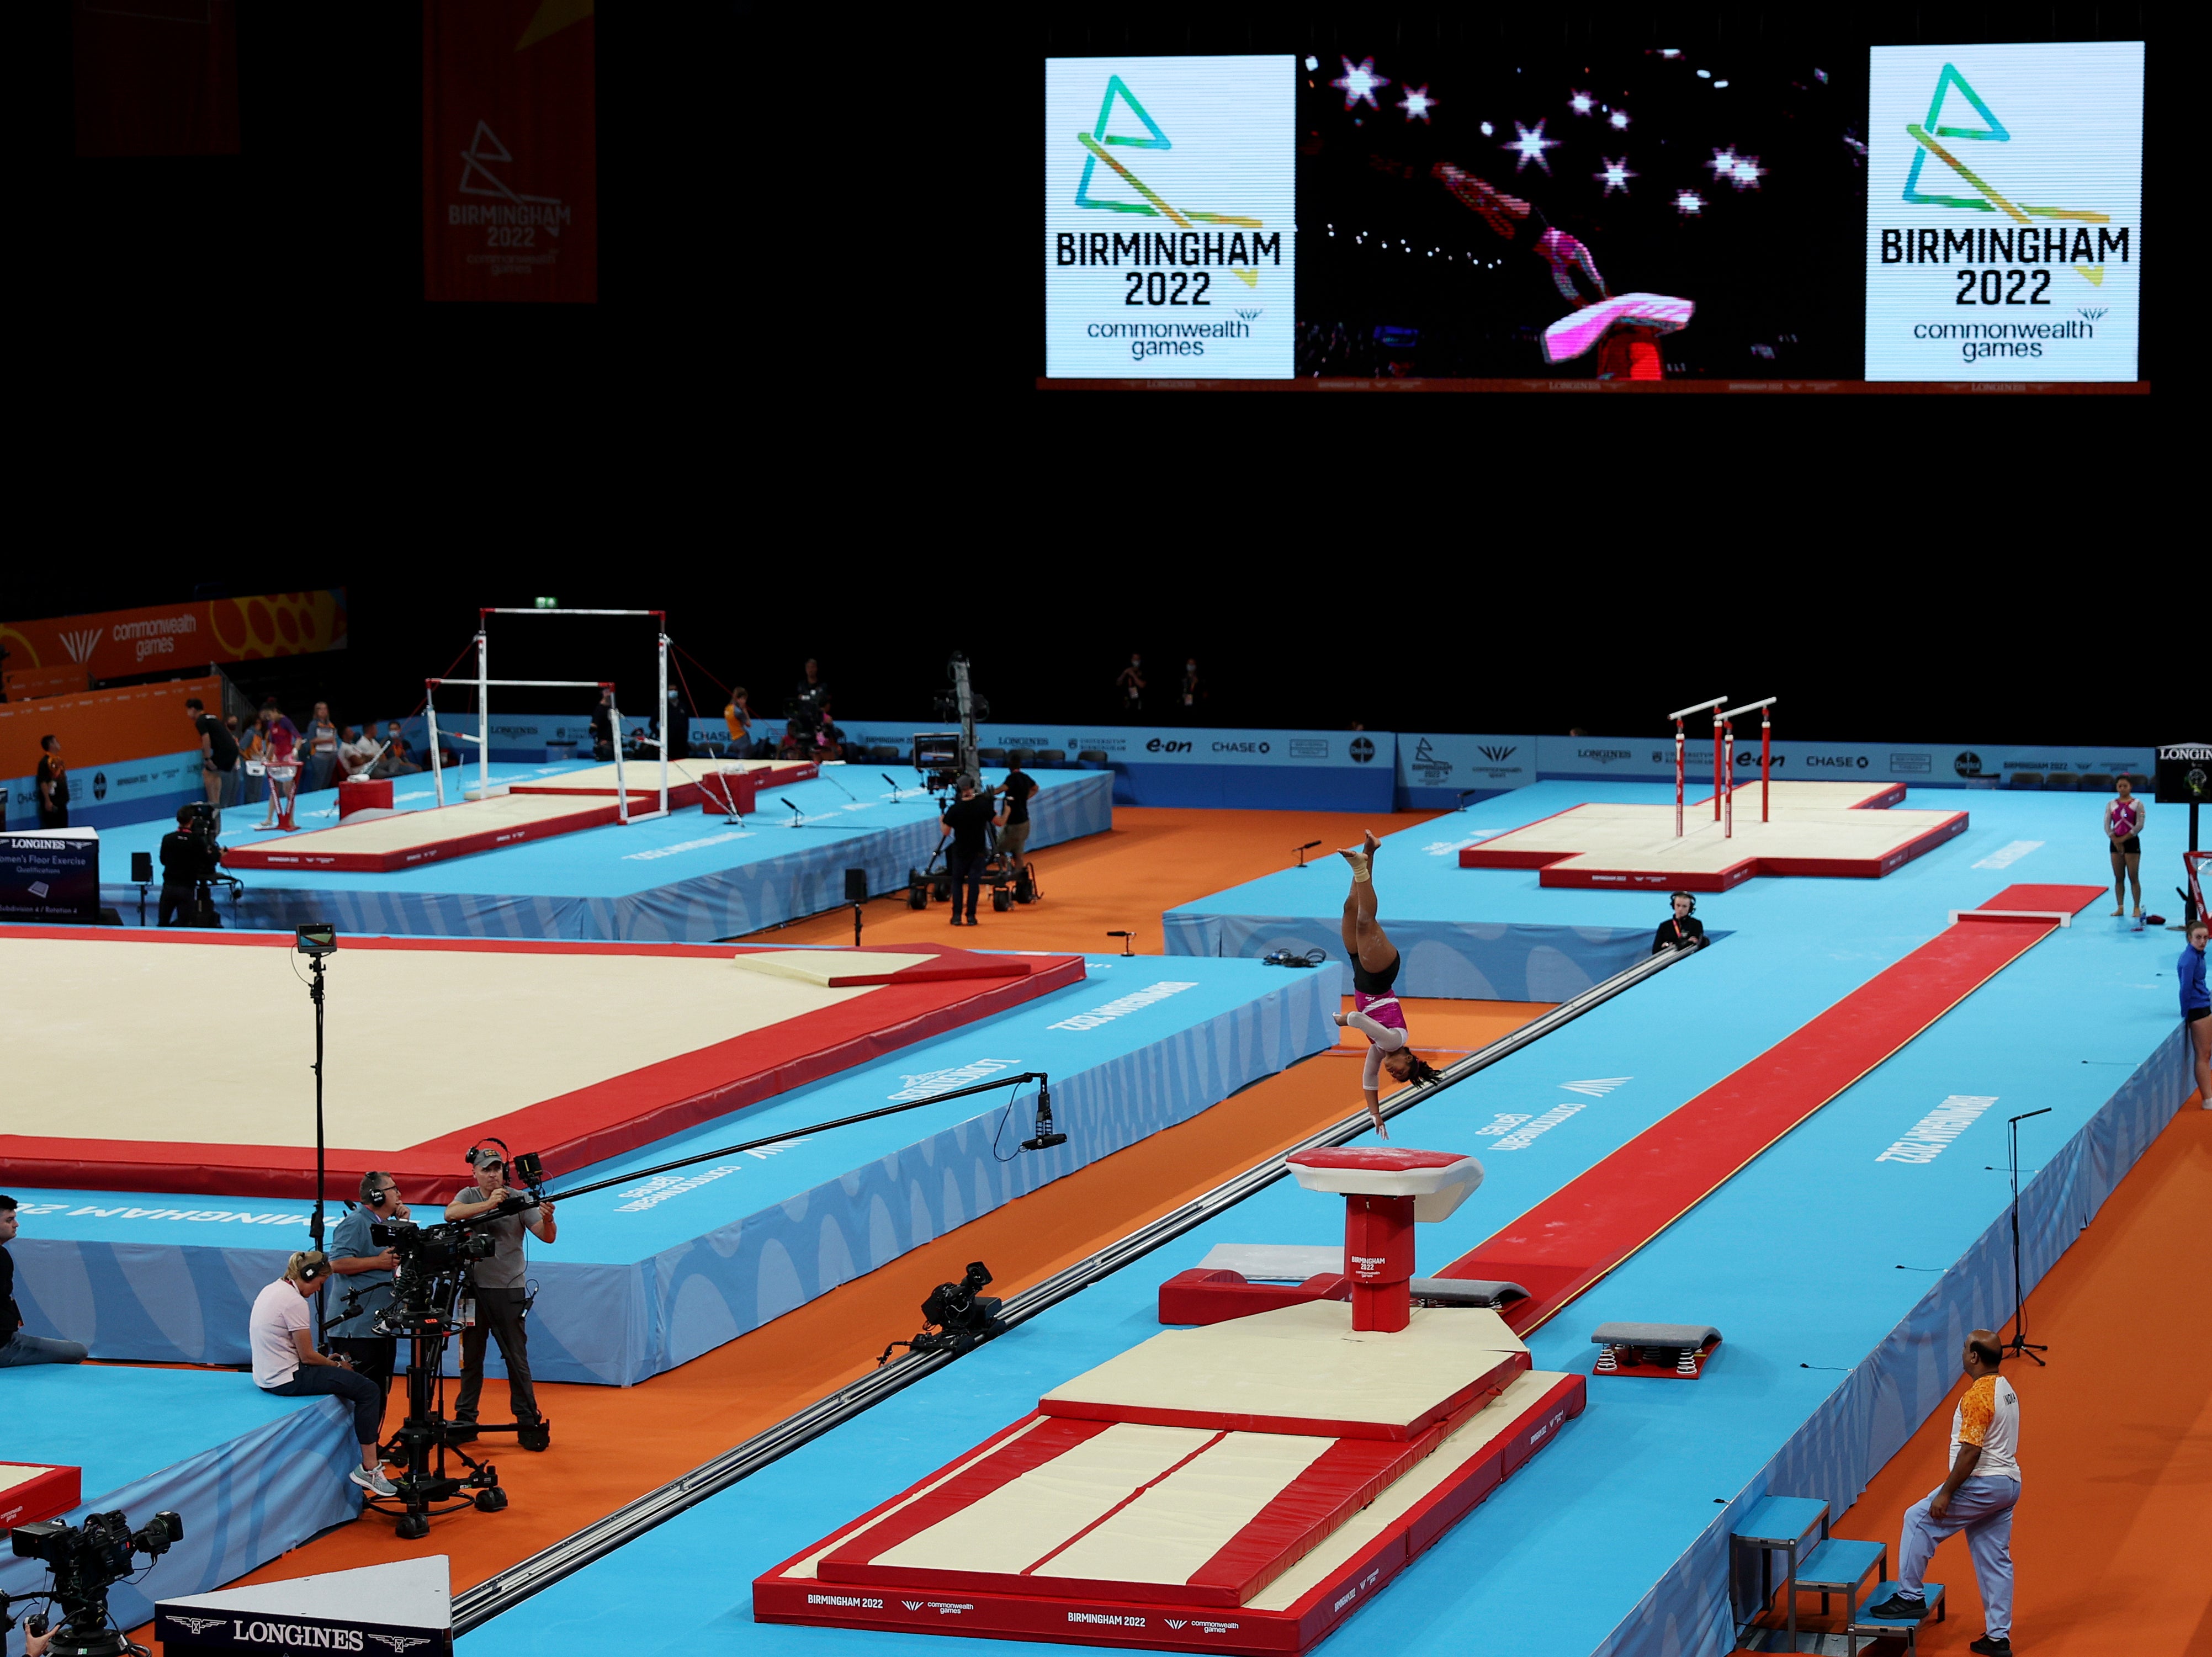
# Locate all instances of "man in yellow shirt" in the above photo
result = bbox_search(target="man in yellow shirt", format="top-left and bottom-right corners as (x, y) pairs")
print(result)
(1870, 1330), (2020, 1655)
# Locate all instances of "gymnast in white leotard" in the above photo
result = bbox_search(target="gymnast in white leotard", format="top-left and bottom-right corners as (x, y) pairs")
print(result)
(1335, 832), (1443, 1139)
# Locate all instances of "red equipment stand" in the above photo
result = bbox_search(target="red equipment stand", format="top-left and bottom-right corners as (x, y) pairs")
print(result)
(0, 1462), (82, 1530)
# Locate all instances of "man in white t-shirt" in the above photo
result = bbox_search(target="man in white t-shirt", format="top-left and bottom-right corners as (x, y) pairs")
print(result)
(1871, 1330), (2021, 1656)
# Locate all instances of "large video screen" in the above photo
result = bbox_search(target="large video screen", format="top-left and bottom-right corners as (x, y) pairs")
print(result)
(1041, 38), (2143, 387)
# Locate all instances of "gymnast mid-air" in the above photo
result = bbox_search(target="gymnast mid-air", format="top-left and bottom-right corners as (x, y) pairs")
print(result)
(1336, 832), (1444, 1138)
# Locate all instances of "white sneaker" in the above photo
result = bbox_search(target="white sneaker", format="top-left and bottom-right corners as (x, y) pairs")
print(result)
(349, 1464), (397, 1497)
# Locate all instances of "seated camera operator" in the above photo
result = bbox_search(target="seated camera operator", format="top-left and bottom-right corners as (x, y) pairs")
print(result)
(1652, 891), (1706, 954)
(249, 1251), (396, 1496)
(445, 1153), (556, 1444)
(2, 1194), (88, 1366)
(326, 1172), (412, 1428)
(157, 805), (221, 927)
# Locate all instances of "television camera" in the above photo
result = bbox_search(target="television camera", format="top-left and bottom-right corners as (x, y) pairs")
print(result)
(4, 1508), (183, 1657)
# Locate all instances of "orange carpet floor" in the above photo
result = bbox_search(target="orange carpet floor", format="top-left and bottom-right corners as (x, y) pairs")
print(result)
(1758, 1097), (2212, 1656)
(157, 807), (1543, 1628)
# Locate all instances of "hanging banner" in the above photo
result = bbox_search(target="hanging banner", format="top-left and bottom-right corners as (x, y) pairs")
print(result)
(72, 0), (240, 158)
(422, 0), (598, 303)
(1, 593), (346, 684)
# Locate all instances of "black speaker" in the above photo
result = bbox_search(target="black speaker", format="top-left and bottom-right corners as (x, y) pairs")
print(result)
(844, 868), (868, 902)
(131, 851), (154, 883)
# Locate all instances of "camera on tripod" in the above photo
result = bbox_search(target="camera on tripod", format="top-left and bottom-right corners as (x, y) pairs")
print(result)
(6, 1509), (183, 1657)
(178, 801), (220, 859)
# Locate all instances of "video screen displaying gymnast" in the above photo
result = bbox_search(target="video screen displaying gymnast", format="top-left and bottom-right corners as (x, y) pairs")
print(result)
(1333, 833), (1444, 1138)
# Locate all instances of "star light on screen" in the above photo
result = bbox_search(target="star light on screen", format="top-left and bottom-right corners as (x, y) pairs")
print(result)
(1568, 89), (1594, 115)
(1398, 84), (1436, 122)
(1504, 118), (1560, 173)
(1479, 120), (1495, 136)
(1332, 56), (1390, 110)
(1608, 108), (1630, 130)
(1674, 188), (1706, 215)
(1596, 156), (1637, 195)
(1725, 152), (1762, 188)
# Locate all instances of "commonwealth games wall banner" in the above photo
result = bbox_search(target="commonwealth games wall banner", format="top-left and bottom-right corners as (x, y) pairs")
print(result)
(1046, 56), (1296, 378)
(423, 0), (598, 304)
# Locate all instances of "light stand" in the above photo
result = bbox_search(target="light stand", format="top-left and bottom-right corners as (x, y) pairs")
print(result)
(2003, 1107), (2051, 1366)
(297, 923), (338, 1347)
(1293, 840), (1322, 868)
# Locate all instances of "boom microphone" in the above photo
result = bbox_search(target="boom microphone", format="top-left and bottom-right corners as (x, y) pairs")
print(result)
(1021, 1078), (1067, 1150)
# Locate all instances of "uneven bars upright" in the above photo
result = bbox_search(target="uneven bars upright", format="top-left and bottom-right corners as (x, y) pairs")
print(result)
(657, 628), (670, 819)
(476, 626), (490, 805)
(427, 683), (444, 808)
(1668, 697), (1726, 838)
(1720, 698), (1778, 829)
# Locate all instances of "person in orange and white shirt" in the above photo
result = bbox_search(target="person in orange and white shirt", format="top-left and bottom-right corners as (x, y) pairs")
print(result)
(1870, 1330), (2021, 1656)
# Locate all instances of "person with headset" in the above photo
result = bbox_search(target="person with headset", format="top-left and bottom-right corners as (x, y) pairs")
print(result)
(444, 1143), (556, 1445)
(326, 1171), (414, 1428)
(1653, 892), (1706, 954)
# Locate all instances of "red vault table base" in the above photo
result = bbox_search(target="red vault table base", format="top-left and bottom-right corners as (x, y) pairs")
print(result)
(755, 1372), (1583, 1655)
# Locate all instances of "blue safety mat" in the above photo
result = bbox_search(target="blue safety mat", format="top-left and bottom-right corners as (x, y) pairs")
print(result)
(453, 789), (2198, 1657)
(0, 1366), (359, 1638)
(9, 957), (1339, 1385)
(85, 766), (1113, 941)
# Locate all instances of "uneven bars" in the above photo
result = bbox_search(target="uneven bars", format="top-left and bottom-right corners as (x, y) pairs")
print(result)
(481, 608), (665, 618)
(1717, 698), (1777, 719)
(426, 678), (614, 689)
(1672, 695), (1726, 839)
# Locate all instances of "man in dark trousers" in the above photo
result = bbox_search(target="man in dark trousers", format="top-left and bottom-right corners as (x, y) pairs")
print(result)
(444, 1151), (556, 1444)
(995, 764), (1039, 884)
(34, 736), (68, 828)
(187, 697), (237, 822)
(940, 774), (996, 926)
(0, 1195), (89, 1366)
(1652, 892), (1705, 954)
(157, 805), (220, 927)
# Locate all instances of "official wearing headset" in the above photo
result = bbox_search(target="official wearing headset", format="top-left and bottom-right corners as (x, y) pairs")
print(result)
(327, 1171), (413, 1424)
(1653, 891), (1706, 955)
(445, 1141), (556, 1444)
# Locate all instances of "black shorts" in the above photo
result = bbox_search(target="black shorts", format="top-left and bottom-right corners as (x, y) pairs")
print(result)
(2188, 1005), (2210, 1026)
(2110, 836), (2141, 856)
(1351, 950), (1401, 996)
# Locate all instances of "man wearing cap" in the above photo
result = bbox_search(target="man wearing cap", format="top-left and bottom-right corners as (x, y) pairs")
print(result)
(445, 1151), (556, 1444)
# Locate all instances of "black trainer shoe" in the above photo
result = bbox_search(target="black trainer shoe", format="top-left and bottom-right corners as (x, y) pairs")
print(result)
(1868, 1594), (1928, 1621)
(1969, 1638), (2012, 1655)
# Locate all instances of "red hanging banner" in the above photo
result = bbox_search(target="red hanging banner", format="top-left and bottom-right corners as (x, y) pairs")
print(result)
(422, 0), (597, 303)
(72, 0), (240, 157)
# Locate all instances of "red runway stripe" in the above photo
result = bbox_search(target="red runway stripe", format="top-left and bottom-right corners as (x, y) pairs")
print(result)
(1441, 885), (2106, 1332)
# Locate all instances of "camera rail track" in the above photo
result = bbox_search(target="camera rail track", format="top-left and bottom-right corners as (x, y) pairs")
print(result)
(450, 941), (1700, 1633)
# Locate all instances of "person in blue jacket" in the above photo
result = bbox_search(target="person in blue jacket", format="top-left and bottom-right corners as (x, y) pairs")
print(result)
(2182, 918), (2210, 1107)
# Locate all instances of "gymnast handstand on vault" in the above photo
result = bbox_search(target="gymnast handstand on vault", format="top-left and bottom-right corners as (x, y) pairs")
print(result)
(1335, 832), (1444, 1138)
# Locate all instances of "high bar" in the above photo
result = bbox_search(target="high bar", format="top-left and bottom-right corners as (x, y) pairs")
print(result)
(1667, 696), (1728, 720)
(1718, 697), (1778, 719)
(481, 608), (665, 618)
(427, 678), (614, 688)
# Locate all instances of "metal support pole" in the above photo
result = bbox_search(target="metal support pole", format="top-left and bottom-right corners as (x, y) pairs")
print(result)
(1675, 719), (1685, 838)
(475, 626), (490, 803)
(611, 695), (629, 824)
(1723, 719), (1734, 839)
(658, 631), (671, 818)
(1712, 710), (1724, 820)
(1762, 706), (1773, 823)
(428, 687), (445, 808)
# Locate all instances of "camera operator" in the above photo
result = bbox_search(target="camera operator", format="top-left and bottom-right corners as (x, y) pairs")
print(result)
(1652, 892), (1706, 954)
(940, 774), (995, 927)
(157, 805), (222, 927)
(444, 1153), (555, 1444)
(249, 1251), (397, 1496)
(994, 763), (1038, 883)
(326, 1172), (412, 1427)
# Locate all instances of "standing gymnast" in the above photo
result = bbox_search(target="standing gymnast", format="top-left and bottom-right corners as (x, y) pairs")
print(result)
(1335, 832), (1443, 1138)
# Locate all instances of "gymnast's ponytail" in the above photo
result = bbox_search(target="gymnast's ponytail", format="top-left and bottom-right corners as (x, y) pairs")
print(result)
(1402, 1054), (1445, 1087)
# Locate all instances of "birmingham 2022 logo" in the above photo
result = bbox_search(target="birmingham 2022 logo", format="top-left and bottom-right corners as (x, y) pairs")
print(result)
(1890, 61), (2122, 288)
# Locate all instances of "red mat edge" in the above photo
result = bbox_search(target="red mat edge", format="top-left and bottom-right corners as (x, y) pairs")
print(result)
(1035, 1352), (1527, 1444)
(0, 950), (1086, 1203)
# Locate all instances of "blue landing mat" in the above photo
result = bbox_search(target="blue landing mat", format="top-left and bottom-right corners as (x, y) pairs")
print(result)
(451, 791), (2199, 1657)
(0, 1367), (359, 1643)
(84, 766), (1113, 942)
(9, 957), (1339, 1386)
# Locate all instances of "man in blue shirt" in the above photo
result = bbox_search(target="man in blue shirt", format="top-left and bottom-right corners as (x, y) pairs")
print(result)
(2182, 918), (2210, 1108)
(327, 1172), (413, 1427)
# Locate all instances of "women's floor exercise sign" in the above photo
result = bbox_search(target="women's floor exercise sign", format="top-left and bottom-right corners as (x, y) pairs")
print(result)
(1865, 41), (2142, 381)
(1046, 56), (1295, 378)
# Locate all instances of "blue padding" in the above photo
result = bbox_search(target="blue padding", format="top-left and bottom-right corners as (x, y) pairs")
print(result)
(87, 766), (1112, 942)
(451, 787), (2194, 1657)
(1796, 1537), (1885, 1591)
(0, 1368), (358, 1645)
(9, 959), (1336, 1385)
(1112, 762), (1395, 811)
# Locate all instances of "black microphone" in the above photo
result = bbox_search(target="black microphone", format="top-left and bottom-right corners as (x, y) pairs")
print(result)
(1296, 840), (1322, 852)
(1021, 1078), (1067, 1150)
(2007, 1107), (2053, 1122)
